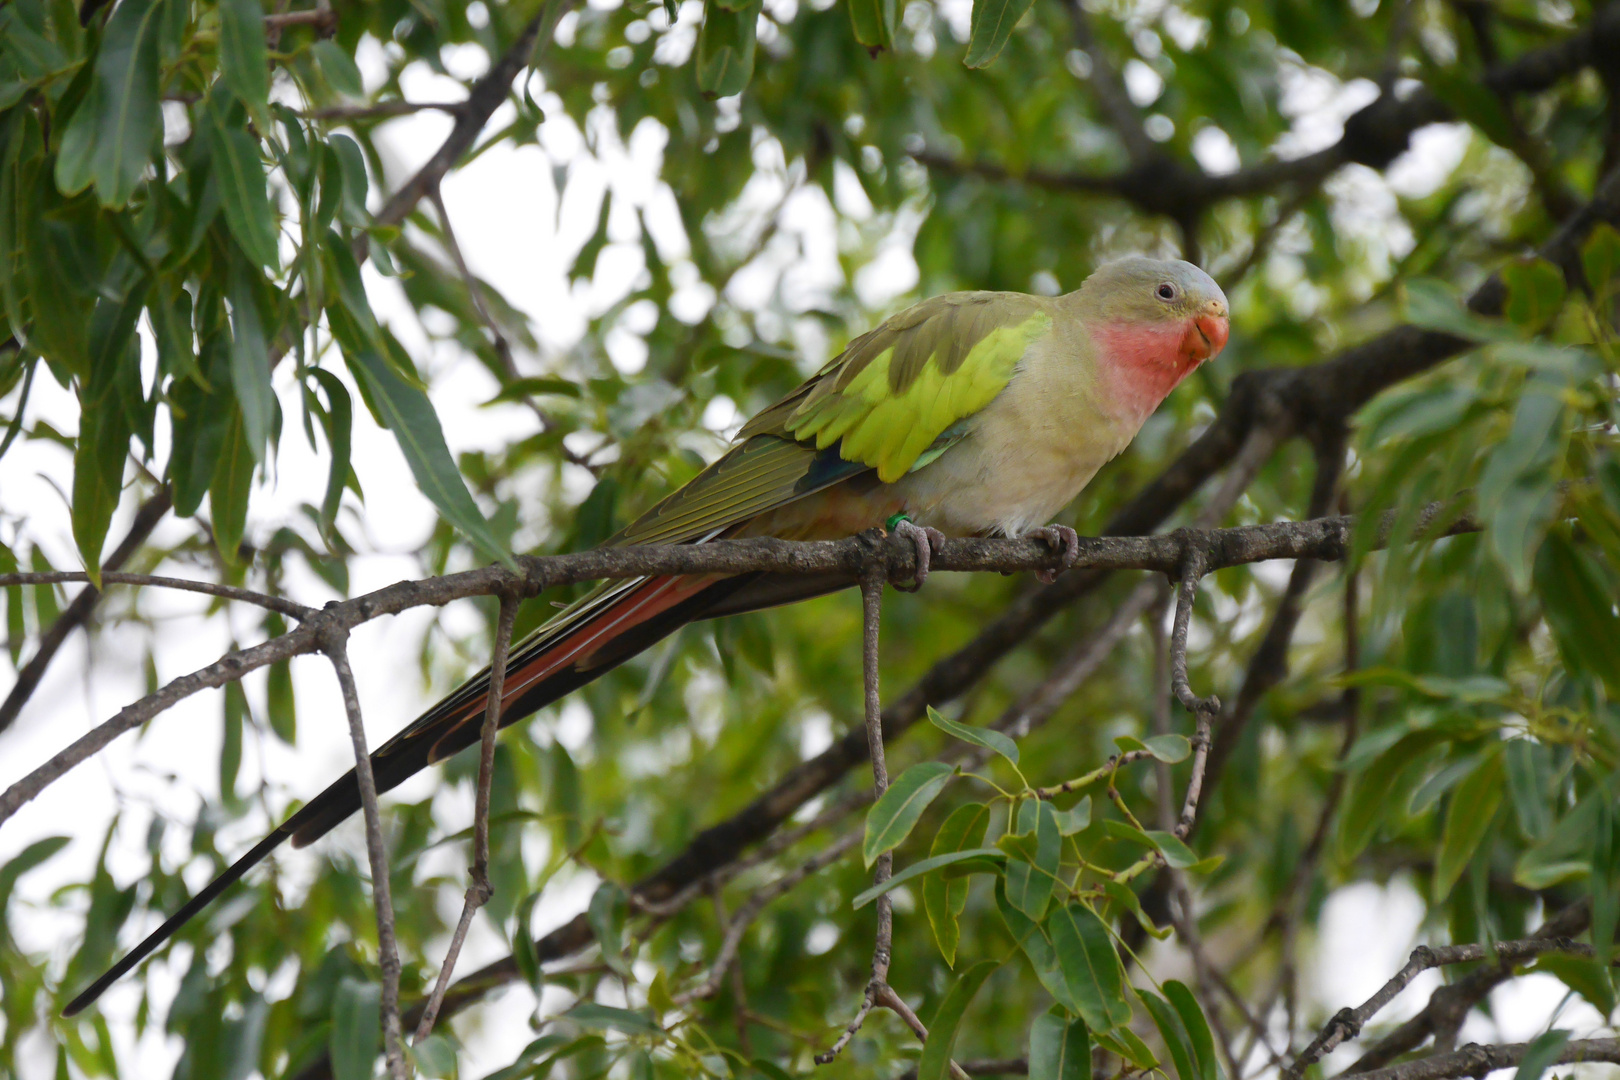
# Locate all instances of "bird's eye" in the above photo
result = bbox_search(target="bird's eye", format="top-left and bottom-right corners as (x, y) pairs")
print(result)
(1156, 282), (1178, 301)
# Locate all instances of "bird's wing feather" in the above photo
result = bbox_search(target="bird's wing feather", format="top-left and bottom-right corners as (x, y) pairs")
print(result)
(738, 291), (1053, 482)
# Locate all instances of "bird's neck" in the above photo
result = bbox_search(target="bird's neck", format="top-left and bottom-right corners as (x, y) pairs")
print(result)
(1087, 319), (1203, 420)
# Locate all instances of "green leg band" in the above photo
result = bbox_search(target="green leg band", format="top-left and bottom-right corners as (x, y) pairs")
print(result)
(885, 513), (912, 531)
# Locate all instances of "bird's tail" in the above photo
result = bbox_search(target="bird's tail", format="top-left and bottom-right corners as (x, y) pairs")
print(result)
(62, 570), (744, 1016)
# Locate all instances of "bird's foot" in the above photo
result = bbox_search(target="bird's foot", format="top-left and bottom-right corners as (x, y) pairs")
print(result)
(887, 514), (946, 592)
(1031, 524), (1080, 583)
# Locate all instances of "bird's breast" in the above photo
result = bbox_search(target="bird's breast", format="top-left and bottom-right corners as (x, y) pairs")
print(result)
(894, 340), (1140, 536)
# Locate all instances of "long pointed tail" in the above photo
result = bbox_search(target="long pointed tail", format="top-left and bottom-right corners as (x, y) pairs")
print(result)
(63, 571), (746, 1016)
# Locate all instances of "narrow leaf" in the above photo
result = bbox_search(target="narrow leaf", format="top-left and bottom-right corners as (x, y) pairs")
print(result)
(918, 959), (998, 1080)
(1581, 223), (1620, 297)
(1139, 990), (1198, 1080)
(853, 847), (1002, 909)
(54, 0), (164, 207)
(1054, 797), (1091, 836)
(209, 408), (255, 564)
(863, 761), (954, 866)
(996, 878), (1076, 1011)
(1145, 830), (1202, 870)
(929, 705), (1019, 764)
(1513, 1028), (1570, 1080)
(846, 0), (894, 51)
(341, 344), (514, 568)
(228, 260), (273, 462)
(563, 1003), (662, 1037)
(329, 978), (381, 1080)
(924, 802), (991, 964)
(205, 102), (280, 268)
(217, 0), (270, 124)
(1435, 746), (1505, 900)
(964, 0), (1037, 67)
(1142, 734), (1191, 763)
(1047, 902), (1130, 1033)
(1501, 257), (1566, 330)
(695, 0), (760, 98)
(313, 39), (365, 97)
(1005, 798), (1061, 920)
(1029, 1012), (1090, 1080)
(1163, 981), (1219, 1080)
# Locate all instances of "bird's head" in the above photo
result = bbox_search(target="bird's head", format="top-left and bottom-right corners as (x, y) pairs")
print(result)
(1080, 256), (1230, 368)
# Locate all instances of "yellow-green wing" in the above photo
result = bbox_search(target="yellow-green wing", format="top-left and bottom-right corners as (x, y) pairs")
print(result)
(738, 291), (1053, 483)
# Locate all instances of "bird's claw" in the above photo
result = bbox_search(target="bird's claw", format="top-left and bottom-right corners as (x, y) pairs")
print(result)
(890, 517), (946, 592)
(1031, 524), (1080, 584)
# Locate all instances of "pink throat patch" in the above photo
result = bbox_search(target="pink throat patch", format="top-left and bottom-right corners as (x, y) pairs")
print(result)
(1090, 318), (1209, 417)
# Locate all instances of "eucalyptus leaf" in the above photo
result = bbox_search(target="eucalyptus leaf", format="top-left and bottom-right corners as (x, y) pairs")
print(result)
(863, 761), (955, 866)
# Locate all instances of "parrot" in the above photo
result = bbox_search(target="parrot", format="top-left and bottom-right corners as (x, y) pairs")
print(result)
(64, 255), (1229, 1015)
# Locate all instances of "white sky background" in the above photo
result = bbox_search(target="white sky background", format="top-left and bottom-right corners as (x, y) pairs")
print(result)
(0, 8), (1604, 1077)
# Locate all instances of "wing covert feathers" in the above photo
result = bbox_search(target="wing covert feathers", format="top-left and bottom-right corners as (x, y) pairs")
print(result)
(738, 291), (1051, 482)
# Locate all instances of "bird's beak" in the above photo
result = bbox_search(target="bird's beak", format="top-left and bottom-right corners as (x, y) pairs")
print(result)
(1182, 299), (1230, 364)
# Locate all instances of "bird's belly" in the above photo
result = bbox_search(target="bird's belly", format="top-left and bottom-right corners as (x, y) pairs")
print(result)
(895, 416), (1132, 537)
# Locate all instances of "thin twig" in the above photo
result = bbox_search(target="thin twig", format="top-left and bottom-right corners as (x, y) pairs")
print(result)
(1285, 936), (1600, 1080)
(876, 986), (973, 1080)
(428, 185), (514, 375)
(1064, 0), (1156, 164)
(0, 570), (315, 620)
(374, 0), (573, 229)
(424, 187), (590, 468)
(1351, 1037), (1620, 1080)
(675, 830), (861, 1006)
(816, 565), (892, 1065)
(303, 100), (465, 121)
(1343, 901), (1593, 1073)
(0, 488), (171, 736)
(413, 593), (519, 1043)
(264, 8), (336, 31)
(322, 631), (408, 1080)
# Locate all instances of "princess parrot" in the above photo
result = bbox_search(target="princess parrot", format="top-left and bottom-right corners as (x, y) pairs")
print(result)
(65, 255), (1229, 1014)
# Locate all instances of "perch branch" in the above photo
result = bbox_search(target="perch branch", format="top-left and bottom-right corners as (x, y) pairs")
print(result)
(0, 497), (1497, 830)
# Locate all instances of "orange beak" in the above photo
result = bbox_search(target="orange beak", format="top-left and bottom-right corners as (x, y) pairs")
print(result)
(1181, 299), (1230, 364)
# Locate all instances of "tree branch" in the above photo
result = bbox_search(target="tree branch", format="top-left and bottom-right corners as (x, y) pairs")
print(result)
(816, 562), (894, 1065)
(1343, 901), (1592, 1073)
(915, 5), (1620, 221)
(1063, 0), (1157, 165)
(374, 0), (573, 229)
(1350, 1038), (1620, 1080)
(321, 631), (408, 1080)
(0, 488), (171, 737)
(0, 570), (316, 621)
